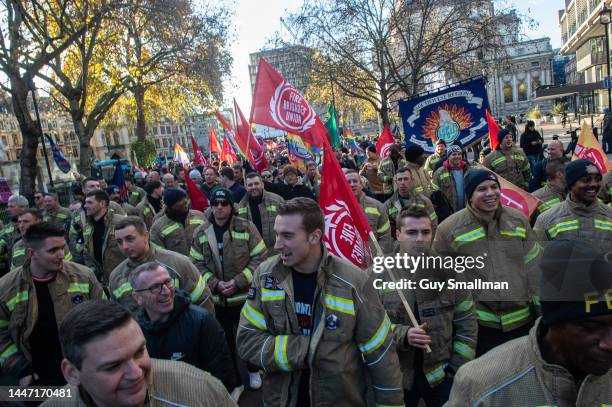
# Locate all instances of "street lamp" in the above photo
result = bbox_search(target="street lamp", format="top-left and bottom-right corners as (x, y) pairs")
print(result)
(599, 4), (612, 110)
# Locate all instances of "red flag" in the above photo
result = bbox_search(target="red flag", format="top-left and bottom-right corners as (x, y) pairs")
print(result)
(376, 126), (395, 159)
(233, 99), (269, 172)
(573, 121), (612, 172)
(483, 167), (539, 218)
(209, 127), (221, 154)
(191, 135), (210, 167)
(486, 109), (499, 150)
(250, 58), (325, 153)
(319, 141), (372, 269)
(220, 136), (237, 166)
(184, 169), (209, 212)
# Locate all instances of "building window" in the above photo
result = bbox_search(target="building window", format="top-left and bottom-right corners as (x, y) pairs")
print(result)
(531, 61), (540, 69)
(155, 139), (160, 148)
(518, 82), (528, 101)
(503, 83), (513, 103)
(1, 136), (7, 146)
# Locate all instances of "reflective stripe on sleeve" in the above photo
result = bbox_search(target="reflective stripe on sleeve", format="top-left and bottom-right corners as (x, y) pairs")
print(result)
(250, 240), (266, 257)
(241, 303), (267, 330)
(358, 315), (391, 355)
(189, 275), (206, 303)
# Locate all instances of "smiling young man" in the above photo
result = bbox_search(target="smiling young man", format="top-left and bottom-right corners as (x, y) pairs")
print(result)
(41, 300), (234, 407)
(447, 239), (612, 406)
(534, 159), (612, 255)
(434, 169), (541, 356)
(236, 197), (404, 407)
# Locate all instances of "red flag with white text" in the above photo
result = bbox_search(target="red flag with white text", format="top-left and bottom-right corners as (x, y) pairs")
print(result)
(319, 142), (372, 269)
(234, 99), (269, 172)
(250, 58), (325, 154)
(376, 126), (395, 159)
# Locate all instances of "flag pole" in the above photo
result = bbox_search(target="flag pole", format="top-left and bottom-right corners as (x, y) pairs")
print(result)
(368, 231), (432, 353)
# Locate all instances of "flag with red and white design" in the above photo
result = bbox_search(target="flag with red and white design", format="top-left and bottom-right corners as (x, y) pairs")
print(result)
(376, 126), (395, 159)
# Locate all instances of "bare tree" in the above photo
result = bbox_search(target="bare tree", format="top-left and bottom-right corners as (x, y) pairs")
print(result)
(0, 0), (113, 198)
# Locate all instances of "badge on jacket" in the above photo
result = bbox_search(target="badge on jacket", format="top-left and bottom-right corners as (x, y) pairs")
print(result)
(72, 294), (84, 305)
(325, 314), (339, 330)
(247, 287), (256, 300)
(421, 308), (436, 317)
(264, 276), (281, 290)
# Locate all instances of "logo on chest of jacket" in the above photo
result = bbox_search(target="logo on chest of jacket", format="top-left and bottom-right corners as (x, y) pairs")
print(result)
(71, 294), (84, 305)
(247, 287), (257, 300)
(325, 314), (340, 330)
(264, 275), (281, 290)
(421, 308), (436, 317)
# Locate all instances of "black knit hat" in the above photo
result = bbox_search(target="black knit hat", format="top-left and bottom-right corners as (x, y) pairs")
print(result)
(539, 240), (612, 326)
(464, 169), (500, 201)
(565, 158), (601, 188)
(405, 145), (425, 162)
(163, 188), (187, 208)
(494, 128), (511, 149)
(211, 187), (234, 205)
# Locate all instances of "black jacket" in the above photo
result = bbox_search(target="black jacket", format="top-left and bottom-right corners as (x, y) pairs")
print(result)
(137, 290), (231, 388)
(519, 129), (544, 156)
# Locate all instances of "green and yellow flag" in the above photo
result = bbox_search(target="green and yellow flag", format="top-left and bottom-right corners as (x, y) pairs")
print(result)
(324, 101), (341, 148)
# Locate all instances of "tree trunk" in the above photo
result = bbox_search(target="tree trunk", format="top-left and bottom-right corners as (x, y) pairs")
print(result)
(134, 85), (147, 142)
(11, 77), (40, 201)
(73, 117), (94, 177)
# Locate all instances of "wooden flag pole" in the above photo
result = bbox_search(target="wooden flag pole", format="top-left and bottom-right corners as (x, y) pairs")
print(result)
(368, 231), (431, 353)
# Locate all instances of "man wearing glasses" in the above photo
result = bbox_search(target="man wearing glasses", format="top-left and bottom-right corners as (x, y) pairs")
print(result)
(130, 261), (231, 389)
(190, 187), (268, 400)
(33, 192), (45, 210)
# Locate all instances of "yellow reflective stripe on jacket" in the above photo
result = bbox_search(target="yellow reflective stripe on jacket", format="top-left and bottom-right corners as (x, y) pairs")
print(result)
(454, 300), (474, 313)
(594, 219), (612, 231)
(250, 240), (266, 257)
(189, 218), (204, 226)
(238, 207), (248, 215)
(453, 340), (476, 360)
(491, 156), (506, 167)
(439, 172), (451, 180)
(365, 207), (380, 216)
(226, 293), (249, 305)
(274, 335), (291, 371)
(0, 320), (8, 328)
(358, 315), (391, 355)
(12, 248), (25, 258)
(524, 243), (542, 264)
(231, 231), (250, 240)
(261, 288), (285, 302)
(241, 267), (253, 284)
(538, 198), (561, 213)
(0, 343), (18, 364)
(67, 283), (89, 294)
(6, 290), (29, 311)
(266, 205), (277, 212)
(324, 294), (356, 316)
(511, 154), (525, 161)
(477, 306), (531, 327)
(414, 185), (424, 193)
(377, 221), (390, 234)
(143, 207), (151, 215)
(202, 272), (214, 286)
(198, 234), (208, 244)
(499, 226), (526, 238)
(241, 303), (267, 330)
(189, 275), (206, 303)
(453, 227), (485, 244)
(190, 247), (204, 260)
(547, 220), (579, 238)
(425, 363), (448, 385)
(113, 282), (132, 299)
(161, 223), (180, 237)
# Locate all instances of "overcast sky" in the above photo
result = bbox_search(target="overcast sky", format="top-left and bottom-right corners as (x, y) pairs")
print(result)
(226, 0), (567, 113)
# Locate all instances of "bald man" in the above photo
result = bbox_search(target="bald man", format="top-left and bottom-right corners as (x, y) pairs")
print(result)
(529, 139), (564, 192)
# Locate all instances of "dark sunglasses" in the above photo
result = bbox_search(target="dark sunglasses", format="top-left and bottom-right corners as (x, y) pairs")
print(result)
(213, 200), (230, 207)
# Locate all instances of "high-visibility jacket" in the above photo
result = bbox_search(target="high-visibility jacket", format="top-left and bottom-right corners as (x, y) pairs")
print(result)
(405, 161), (432, 197)
(531, 182), (566, 218)
(424, 153), (444, 178)
(0, 260), (104, 378)
(190, 215), (267, 307)
(0, 222), (20, 275)
(109, 246), (214, 315)
(483, 147), (531, 191)
(434, 204), (542, 332)
(43, 206), (72, 231)
(384, 191), (438, 237)
(236, 250), (405, 406)
(360, 156), (383, 194)
(127, 186), (146, 206)
(135, 198), (163, 229)
(598, 169), (612, 206)
(431, 162), (470, 213)
(357, 193), (392, 254)
(446, 318), (612, 406)
(150, 210), (205, 256)
(377, 156), (407, 195)
(374, 262), (477, 390)
(10, 239), (72, 270)
(75, 210), (127, 286)
(534, 194), (612, 255)
(236, 191), (284, 253)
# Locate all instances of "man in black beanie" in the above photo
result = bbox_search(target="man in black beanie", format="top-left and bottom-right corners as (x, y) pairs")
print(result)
(149, 188), (205, 256)
(434, 168), (541, 356)
(483, 128), (531, 191)
(447, 239), (612, 406)
(135, 181), (164, 229)
(404, 144), (432, 197)
(535, 158), (612, 255)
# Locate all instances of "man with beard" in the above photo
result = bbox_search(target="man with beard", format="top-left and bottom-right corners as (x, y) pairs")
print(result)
(431, 145), (470, 218)
(42, 192), (72, 232)
(150, 188), (204, 256)
(447, 240), (612, 406)
(529, 139), (565, 192)
(535, 159), (612, 255)
(301, 161), (320, 200)
(424, 139), (447, 178)
(0, 223), (104, 387)
(200, 166), (220, 201)
(0, 195), (28, 275)
(236, 173), (284, 253)
(135, 181), (164, 229)
(484, 128), (531, 191)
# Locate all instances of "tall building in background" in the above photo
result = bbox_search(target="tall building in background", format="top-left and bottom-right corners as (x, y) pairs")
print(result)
(248, 46), (314, 95)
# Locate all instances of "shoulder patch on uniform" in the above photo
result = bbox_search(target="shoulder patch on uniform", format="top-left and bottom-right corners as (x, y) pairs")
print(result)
(325, 314), (340, 330)
(72, 294), (84, 305)
(247, 286), (257, 300)
(264, 275), (281, 290)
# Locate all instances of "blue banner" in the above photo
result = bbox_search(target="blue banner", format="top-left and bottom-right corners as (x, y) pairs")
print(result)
(398, 77), (490, 153)
(45, 134), (71, 173)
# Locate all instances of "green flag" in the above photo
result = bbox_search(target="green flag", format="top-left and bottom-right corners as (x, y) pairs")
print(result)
(324, 101), (340, 148)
